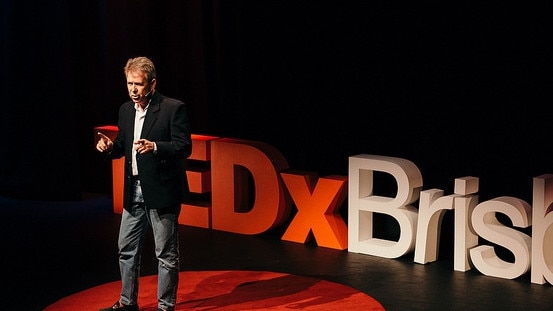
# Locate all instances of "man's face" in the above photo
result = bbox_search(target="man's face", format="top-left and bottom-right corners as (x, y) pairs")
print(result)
(126, 70), (155, 106)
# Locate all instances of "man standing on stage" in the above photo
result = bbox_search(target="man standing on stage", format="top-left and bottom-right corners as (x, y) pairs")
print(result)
(96, 56), (192, 311)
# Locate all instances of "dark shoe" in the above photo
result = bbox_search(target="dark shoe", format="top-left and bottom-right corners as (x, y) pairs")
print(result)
(99, 301), (139, 311)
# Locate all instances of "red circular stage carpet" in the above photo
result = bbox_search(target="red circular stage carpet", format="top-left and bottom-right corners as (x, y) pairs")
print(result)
(45, 270), (385, 310)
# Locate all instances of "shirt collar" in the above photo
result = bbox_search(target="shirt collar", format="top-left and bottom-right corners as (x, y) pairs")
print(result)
(134, 99), (151, 112)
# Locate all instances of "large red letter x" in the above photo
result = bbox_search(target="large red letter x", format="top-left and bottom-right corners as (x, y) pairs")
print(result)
(281, 171), (348, 250)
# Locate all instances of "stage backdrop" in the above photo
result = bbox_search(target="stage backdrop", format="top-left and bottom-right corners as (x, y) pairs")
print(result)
(1, 1), (552, 206)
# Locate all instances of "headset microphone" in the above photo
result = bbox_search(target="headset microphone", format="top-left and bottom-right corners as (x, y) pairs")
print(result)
(144, 79), (155, 99)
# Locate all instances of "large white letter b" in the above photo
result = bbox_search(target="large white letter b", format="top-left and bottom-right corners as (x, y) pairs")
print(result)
(348, 154), (422, 258)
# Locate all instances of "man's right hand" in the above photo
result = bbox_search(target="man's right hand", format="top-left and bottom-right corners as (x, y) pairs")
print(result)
(96, 132), (113, 153)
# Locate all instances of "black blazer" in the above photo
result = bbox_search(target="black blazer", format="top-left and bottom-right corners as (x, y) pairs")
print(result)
(108, 91), (192, 210)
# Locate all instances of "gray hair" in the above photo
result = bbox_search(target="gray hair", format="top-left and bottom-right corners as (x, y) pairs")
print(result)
(124, 56), (157, 82)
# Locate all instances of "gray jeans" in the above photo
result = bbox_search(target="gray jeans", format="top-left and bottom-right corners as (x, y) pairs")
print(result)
(117, 180), (181, 309)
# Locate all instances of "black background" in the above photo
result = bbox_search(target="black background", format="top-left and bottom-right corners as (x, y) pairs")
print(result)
(1, 1), (552, 208)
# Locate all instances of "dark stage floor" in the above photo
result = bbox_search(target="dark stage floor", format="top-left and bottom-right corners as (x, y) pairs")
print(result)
(1, 194), (552, 311)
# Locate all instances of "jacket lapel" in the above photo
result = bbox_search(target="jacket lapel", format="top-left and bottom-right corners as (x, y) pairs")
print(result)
(141, 93), (161, 138)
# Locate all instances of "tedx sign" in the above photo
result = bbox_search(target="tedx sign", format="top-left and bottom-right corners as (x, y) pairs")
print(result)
(96, 126), (553, 285)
